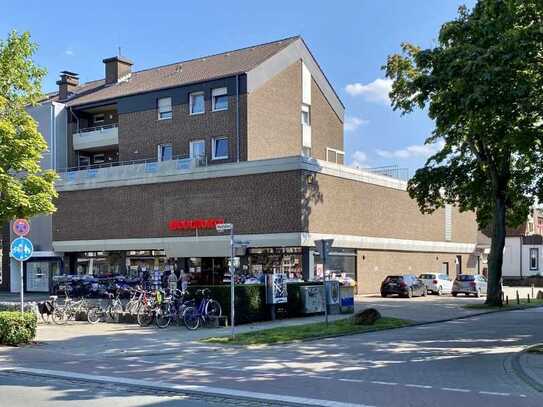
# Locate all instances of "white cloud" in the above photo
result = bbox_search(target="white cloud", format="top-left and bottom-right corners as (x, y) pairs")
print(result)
(351, 150), (370, 168)
(344, 116), (369, 132)
(376, 141), (445, 160)
(345, 78), (393, 104)
(65, 48), (75, 56)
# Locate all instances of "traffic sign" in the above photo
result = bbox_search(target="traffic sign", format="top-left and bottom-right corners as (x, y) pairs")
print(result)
(315, 239), (334, 262)
(10, 237), (34, 262)
(12, 219), (30, 236)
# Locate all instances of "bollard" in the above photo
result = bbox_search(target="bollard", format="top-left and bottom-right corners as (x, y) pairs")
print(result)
(532, 284), (535, 299)
(528, 294), (531, 304)
(506, 295), (509, 305)
(516, 290), (520, 305)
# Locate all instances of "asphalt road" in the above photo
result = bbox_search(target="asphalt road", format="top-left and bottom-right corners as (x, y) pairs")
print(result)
(0, 371), (281, 407)
(1, 308), (543, 407)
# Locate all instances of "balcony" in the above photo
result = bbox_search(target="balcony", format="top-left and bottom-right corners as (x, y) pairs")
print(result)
(73, 123), (118, 150)
(58, 155), (208, 188)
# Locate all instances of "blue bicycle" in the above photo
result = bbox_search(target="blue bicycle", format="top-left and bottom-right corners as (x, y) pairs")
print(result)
(182, 288), (222, 330)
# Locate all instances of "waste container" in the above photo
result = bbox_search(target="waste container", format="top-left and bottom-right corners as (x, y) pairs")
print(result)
(300, 285), (324, 314)
(340, 285), (355, 314)
(325, 280), (341, 314)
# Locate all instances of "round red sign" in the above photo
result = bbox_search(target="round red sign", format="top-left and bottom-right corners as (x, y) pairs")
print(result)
(12, 219), (30, 236)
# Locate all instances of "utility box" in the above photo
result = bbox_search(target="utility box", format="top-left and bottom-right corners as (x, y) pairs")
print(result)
(340, 285), (355, 314)
(300, 285), (324, 314)
(265, 272), (288, 304)
(325, 280), (341, 314)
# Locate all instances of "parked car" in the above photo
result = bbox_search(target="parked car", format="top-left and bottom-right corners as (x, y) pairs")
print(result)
(381, 275), (427, 298)
(419, 273), (453, 295)
(452, 274), (488, 297)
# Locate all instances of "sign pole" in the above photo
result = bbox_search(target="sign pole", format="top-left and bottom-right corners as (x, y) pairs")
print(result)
(20, 260), (24, 314)
(230, 226), (235, 340)
(324, 254), (328, 327)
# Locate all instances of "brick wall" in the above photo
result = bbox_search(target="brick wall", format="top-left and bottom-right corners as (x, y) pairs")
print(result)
(305, 172), (478, 243)
(53, 171), (303, 241)
(247, 61), (302, 160)
(118, 93), (246, 164)
(310, 78), (344, 162)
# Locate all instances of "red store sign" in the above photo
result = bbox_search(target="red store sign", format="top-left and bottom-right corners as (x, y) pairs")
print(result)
(168, 217), (225, 231)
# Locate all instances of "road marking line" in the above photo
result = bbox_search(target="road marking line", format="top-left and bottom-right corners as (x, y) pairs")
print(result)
(371, 381), (397, 386)
(313, 376), (334, 380)
(404, 384), (432, 389)
(441, 387), (471, 393)
(339, 378), (364, 383)
(0, 367), (374, 407)
(479, 391), (510, 397)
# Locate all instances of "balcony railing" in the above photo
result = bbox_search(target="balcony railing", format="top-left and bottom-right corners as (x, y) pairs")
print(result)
(58, 154), (208, 185)
(73, 123), (119, 150)
(78, 123), (118, 134)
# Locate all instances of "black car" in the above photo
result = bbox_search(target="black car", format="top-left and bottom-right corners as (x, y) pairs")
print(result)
(381, 275), (427, 298)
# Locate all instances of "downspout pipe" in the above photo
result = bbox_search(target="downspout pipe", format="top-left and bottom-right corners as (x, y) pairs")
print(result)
(236, 74), (240, 163)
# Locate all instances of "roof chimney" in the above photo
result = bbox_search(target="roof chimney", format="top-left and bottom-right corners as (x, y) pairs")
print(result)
(56, 71), (79, 100)
(103, 56), (133, 85)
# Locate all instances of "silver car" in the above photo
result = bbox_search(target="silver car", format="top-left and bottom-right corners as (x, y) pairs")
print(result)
(419, 273), (453, 295)
(452, 274), (488, 297)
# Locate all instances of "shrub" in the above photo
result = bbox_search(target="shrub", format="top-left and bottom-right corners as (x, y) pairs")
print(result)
(0, 311), (37, 346)
(352, 308), (381, 326)
(187, 285), (267, 325)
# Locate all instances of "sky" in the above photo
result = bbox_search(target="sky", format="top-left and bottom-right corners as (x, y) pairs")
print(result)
(1, 0), (476, 175)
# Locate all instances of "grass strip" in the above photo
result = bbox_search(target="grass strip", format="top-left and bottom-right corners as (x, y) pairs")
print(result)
(463, 298), (543, 310)
(203, 317), (412, 345)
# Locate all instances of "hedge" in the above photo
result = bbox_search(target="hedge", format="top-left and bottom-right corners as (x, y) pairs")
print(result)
(188, 282), (326, 325)
(0, 311), (37, 346)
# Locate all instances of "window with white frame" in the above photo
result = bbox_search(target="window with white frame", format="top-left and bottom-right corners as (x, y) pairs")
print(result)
(189, 140), (205, 160)
(212, 137), (229, 160)
(530, 248), (539, 270)
(326, 147), (345, 164)
(301, 104), (311, 126)
(212, 87), (228, 111)
(189, 91), (205, 115)
(158, 97), (172, 120)
(158, 144), (173, 161)
(93, 113), (105, 124)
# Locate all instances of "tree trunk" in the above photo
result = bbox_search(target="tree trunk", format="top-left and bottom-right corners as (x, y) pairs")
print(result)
(486, 195), (506, 306)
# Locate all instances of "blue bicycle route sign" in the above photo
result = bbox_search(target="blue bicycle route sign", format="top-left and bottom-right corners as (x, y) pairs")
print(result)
(10, 236), (34, 262)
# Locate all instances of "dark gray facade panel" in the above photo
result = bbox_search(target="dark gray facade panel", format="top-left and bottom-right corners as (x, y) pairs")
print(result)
(117, 75), (247, 114)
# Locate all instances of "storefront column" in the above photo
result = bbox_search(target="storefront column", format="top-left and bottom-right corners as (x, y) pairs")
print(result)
(302, 247), (315, 281)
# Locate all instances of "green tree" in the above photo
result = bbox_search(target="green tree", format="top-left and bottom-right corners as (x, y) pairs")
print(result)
(0, 31), (57, 225)
(384, 0), (543, 305)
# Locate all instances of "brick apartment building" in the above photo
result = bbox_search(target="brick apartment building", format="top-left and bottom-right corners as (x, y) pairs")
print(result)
(0, 36), (484, 295)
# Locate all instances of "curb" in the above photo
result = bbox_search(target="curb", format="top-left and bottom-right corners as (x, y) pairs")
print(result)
(0, 367), (370, 407)
(511, 345), (543, 393)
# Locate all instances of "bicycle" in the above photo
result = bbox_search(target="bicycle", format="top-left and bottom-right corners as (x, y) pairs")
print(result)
(182, 288), (222, 330)
(52, 294), (93, 324)
(136, 289), (161, 327)
(87, 288), (124, 324)
(155, 289), (194, 329)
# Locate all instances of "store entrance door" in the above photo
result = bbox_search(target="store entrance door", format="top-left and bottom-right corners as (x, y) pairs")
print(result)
(26, 260), (61, 292)
(26, 261), (49, 292)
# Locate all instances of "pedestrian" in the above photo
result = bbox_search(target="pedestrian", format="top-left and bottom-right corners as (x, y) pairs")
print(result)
(168, 270), (179, 292)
